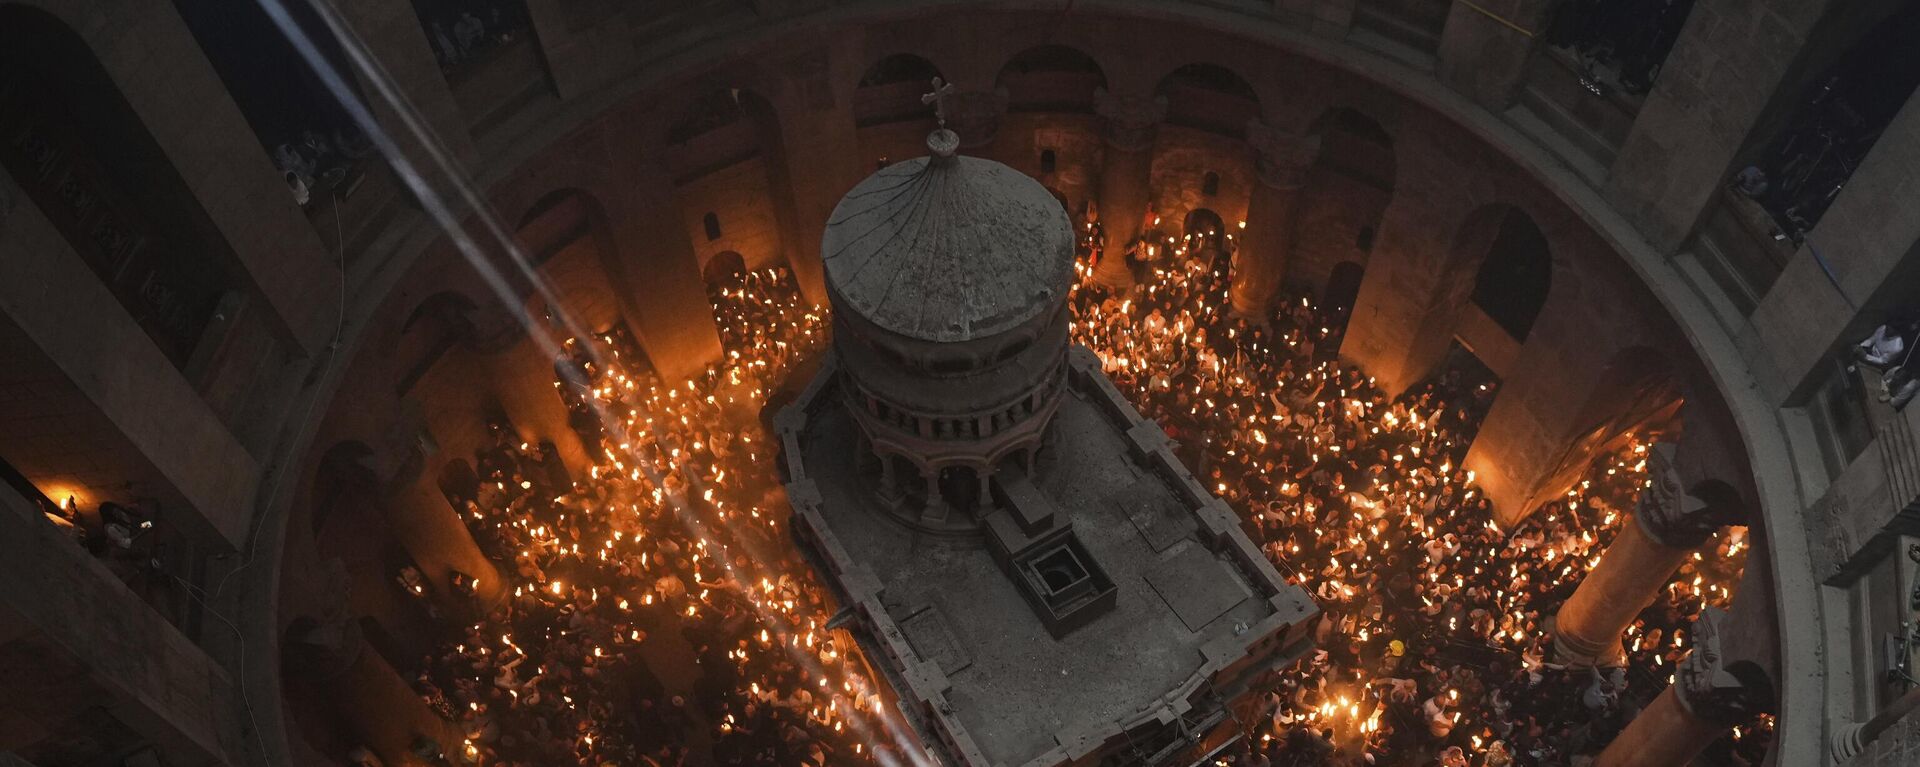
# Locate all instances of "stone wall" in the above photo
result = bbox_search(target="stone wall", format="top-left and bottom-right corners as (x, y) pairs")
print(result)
(14, 0), (1915, 762)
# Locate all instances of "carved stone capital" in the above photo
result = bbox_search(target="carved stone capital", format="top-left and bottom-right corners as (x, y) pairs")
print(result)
(1093, 89), (1168, 152)
(1245, 119), (1321, 190)
(1635, 442), (1743, 549)
(1673, 607), (1767, 726)
(945, 87), (1009, 149)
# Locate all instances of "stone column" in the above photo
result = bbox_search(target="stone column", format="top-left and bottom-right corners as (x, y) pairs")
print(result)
(879, 452), (897, 492)
(1230, 120), (1321, 319)
(1831, 686), (1920, 762)
(1595, 608), (1765, 767)
(389, 473), (504, 610)
(762, 49), (862, 305)
(604, 152), (724, 382)
(485, 333), (592, 478)
(1091, 89), (1167, 289)
(1553, 444), (1741, 665)
(285, 595), (464, 766)
(922, 467), (946, 523)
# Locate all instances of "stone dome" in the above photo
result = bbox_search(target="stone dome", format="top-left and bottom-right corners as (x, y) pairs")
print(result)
(821, 150), (1075, 344)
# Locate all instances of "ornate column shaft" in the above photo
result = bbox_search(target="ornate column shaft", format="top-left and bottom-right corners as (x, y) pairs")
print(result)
(1229, 119), (1321, 319)
(1596, 608), (1766, 767)
(1553, 444), (1742, 665)
(1091, 90), (1167, 289)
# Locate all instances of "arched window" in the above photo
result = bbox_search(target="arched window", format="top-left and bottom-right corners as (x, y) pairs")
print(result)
(1040, 149), (1058, 174)
(1469, 209), (1553, 342)
(703, 212), (723, 242)
(703, 251), (747, 287)
(1155, 63), (1260, 138)
(996, 45), (1107, 113)
(854, 54), (943, 127)
(667, 89), (748, 145)
(1310, 108), (1396, 190)
(1202, 171), (1221, 196)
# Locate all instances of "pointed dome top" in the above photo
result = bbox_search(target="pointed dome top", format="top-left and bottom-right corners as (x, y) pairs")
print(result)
(821, 148), (1074, 343)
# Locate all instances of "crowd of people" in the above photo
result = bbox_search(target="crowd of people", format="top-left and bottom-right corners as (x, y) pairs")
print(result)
(273, 125), (375, 206)
(1072, 230), (1763, 765)
(409, 267), (909, 766)
(402, 220), (1769, 765)
(412, 0), (533, 76)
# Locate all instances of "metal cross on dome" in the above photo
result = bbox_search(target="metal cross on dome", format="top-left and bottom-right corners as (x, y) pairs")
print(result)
(922, 77), (956, 127)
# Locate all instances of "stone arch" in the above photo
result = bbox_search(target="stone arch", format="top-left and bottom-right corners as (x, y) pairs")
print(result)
(1154, 63), (1261, 138)
(1289, 107), (1397, 291)
(1689, 477), (1747, 523)
(855, 53), (945, 127)
(1308, 107), (1396, 188)
(704, 250), (748, 287)
(1465, 205), (1553, 343)
(1185, 207), (1229, 273)
(665, 88), (758, 179)
(0, 4), (246, 368)
(1184, 207), (1226, 240)
(733, 89), (800, 275)
(667, 86), (747, 144)
(1046, 187), (1071, 212)
(515, 188), (626, 336)
(995, 44), (1108, 113)
(394, 291), (479, 395)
